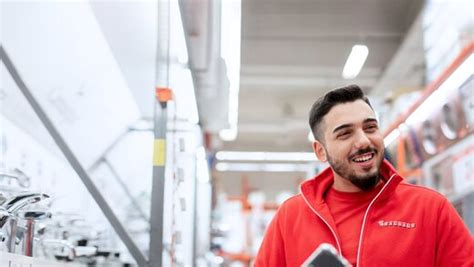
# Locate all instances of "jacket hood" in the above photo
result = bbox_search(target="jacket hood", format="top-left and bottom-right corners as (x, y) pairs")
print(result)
(300, 159), (403, 206)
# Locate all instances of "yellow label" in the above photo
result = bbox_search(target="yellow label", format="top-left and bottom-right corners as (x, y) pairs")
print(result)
(153, 139), (166, 166)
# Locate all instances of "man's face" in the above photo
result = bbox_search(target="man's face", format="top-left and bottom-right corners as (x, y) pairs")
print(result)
(313, 100), (385, 191)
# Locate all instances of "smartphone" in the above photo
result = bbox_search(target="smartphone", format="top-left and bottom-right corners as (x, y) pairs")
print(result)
(301, 243), (351, 267)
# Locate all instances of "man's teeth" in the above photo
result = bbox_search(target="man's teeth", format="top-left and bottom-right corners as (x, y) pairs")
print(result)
(353, 153), (374, 162)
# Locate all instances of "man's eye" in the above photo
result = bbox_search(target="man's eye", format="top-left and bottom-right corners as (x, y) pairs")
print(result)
(338, 132), (350, 138)
(365, 125), (378, 131)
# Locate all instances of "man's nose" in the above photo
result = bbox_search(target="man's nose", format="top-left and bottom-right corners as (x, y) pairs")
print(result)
(354, 130), (371, 149)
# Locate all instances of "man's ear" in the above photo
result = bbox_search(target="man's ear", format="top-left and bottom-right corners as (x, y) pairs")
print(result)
(312, 140), (327, 162)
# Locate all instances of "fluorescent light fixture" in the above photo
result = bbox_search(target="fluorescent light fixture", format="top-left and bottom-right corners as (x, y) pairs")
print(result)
(342, 45), (369, 79)
(215, 151), (317, 162)
(383, 128), (400, 147)
(215, 162), (311, 172)
(219, 0), (242, 141)
(406, 53), (473, 125)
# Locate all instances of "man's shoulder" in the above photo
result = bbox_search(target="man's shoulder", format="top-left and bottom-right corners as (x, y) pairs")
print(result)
(273, 194), (312, 224)
(277, 194), (307, 213)
(280, 193), (305, 207)
(396, 182), (448, 203)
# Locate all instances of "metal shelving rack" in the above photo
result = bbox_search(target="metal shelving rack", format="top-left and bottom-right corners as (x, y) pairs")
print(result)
(0, 0), (200, 265)
(1, 45), (151, 266)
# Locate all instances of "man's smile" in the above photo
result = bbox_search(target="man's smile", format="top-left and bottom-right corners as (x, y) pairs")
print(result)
(351, 152), (375, 163)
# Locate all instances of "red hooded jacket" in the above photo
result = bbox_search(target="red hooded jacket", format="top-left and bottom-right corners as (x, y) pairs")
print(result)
(254, 160), (473, 267)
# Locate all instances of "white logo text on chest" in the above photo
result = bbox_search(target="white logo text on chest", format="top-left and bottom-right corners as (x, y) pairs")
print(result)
(378, 220), (416, 229)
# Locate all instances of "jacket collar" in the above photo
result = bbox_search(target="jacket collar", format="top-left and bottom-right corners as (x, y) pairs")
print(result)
(300, 159), (403, 206)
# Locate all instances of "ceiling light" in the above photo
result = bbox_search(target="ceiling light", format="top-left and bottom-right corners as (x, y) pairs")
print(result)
(215, 162), (311, 172)
(342, 45), (369, 79)
(215, 151), (317, 162)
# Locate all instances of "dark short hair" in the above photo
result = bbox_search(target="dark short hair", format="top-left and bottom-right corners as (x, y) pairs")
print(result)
(308, 84), (373, 142)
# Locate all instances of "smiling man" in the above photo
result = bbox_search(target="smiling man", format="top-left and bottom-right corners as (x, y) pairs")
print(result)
(254, 85), (473, 267)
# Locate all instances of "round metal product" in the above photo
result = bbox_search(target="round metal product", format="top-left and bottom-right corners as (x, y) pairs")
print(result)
(440, 103), (460, 140)
(421, 120), (437, 155)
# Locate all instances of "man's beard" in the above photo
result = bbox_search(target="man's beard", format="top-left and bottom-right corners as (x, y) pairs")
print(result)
(326, 148), (382, 191)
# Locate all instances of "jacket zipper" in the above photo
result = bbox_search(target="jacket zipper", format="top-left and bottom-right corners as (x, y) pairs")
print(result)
(356, 173), (397, 267)
(301, 193), (342, 254)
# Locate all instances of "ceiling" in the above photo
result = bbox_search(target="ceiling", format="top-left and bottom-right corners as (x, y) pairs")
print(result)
(222, 0), (425, 153)
(1, 1), (427, 183)
(7, 0), (424, 155)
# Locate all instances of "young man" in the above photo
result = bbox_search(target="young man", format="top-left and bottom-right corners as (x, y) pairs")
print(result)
(254, 85), (473, 267)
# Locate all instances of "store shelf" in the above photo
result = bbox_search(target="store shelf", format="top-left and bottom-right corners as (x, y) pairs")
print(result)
(1, 252), (86, 267)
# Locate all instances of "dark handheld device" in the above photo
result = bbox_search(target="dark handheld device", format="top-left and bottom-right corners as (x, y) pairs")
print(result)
(301, 243), (351, 267)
